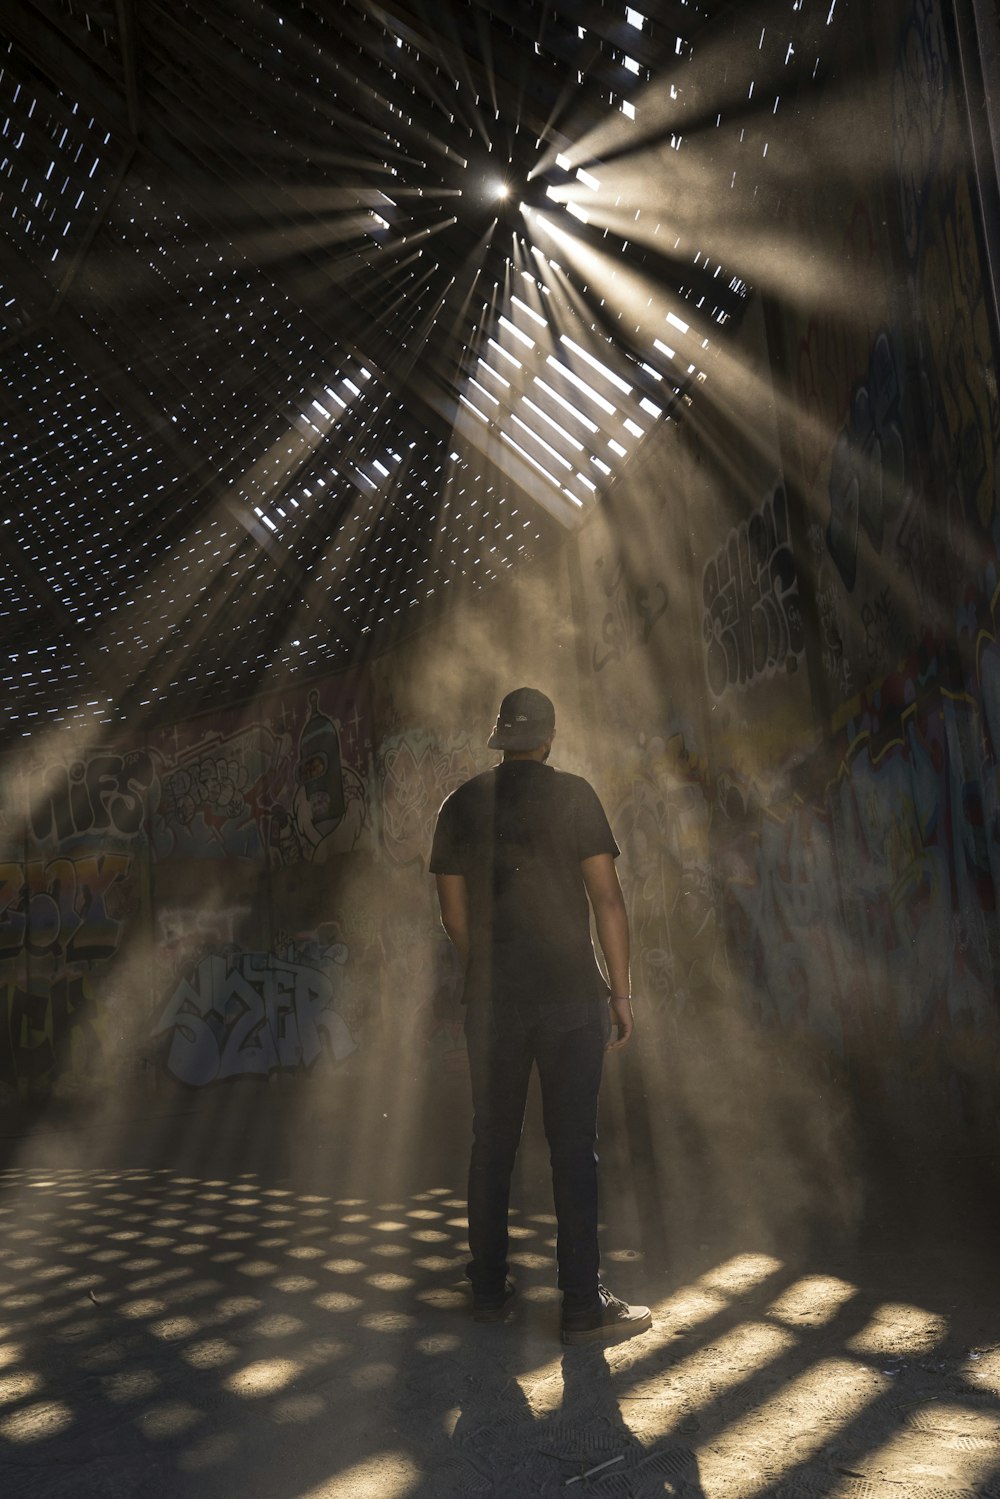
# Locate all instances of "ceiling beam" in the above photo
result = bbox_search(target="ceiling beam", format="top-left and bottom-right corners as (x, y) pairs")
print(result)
(114, 0), (142, 137)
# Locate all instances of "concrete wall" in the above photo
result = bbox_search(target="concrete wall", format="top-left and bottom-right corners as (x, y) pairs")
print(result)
(1, 0), (998, 1219)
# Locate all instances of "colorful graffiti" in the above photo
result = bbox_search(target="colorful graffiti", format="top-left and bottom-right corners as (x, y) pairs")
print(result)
(722, 679), (998, 1063)
(153, 687), (371, 864)
(156, 727), (278, 860)
(586, 0), (1000, 1092)
(702, 483), (805, 695)
(0, 852), (132, 961)
(154, 940), (357, 1086)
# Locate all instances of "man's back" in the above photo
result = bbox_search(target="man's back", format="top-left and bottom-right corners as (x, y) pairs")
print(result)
(430, 759), (618, 1005)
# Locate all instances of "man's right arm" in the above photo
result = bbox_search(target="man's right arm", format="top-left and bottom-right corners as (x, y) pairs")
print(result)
(581, 852), (633, 1050)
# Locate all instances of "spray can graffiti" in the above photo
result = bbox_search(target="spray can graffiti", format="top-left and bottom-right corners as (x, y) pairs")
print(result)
(297, 692), (346, 837)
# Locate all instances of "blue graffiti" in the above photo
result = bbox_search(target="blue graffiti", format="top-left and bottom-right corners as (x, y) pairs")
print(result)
(154, 943), (356, 1086)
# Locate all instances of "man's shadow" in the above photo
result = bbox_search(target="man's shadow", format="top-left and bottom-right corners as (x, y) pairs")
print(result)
(558, 1347), (707, 1498)
(404, 1327), (707, 1497)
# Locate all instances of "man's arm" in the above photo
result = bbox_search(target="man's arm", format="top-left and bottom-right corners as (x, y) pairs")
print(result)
(581, 852), (633, 1051)
(435, 873), (470, 964)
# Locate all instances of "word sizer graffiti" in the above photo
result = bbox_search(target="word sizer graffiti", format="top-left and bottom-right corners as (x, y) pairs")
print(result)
(0, 854), (132, 961)
(155, 946), (357, 1086)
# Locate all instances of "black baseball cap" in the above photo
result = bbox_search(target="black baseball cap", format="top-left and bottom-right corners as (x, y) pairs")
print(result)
(488, 687), (556, 751)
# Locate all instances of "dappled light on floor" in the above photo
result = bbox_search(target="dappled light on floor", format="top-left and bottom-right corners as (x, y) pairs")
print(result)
(0, 1166), (999, 1497)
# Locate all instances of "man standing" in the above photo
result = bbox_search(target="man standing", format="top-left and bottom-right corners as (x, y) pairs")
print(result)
(430, 687), (651, 1346)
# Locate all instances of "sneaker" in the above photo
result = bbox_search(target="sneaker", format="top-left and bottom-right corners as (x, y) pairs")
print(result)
(472, 1278), (516, 1323)
(561, 1285), (652, 1346)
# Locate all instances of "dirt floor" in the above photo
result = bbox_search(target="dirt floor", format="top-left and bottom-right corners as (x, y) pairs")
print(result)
(0, 1068), (999, 1499)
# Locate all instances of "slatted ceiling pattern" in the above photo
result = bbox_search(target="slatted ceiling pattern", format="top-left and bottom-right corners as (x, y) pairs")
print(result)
(0, 0), (817, 742)
(459, 259), (678, 521)
(47, 0), (122, 69)
(4, 650), (96, 733)
(0, 39), (120, 333)
(2, 338), (180, 617)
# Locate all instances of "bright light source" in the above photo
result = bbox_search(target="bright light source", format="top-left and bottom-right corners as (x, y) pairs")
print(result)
(493, 181), (510, 199)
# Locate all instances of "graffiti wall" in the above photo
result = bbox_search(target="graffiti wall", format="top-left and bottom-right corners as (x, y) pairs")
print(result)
(701, 482), (806, 698)
(567, 0), (1000, 1133)
(153, 939), (358, 1088)
(151, 677), (373, 865)
(0, 675), (379, 1099)
(3, 0), (999, 1144)
(778, 0), (1000, 710)
(0, 743), (153, 1103)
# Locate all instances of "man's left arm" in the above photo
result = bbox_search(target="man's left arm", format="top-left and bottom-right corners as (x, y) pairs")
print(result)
(435, 873), (470, 964)
(582, 851), (633, 1051)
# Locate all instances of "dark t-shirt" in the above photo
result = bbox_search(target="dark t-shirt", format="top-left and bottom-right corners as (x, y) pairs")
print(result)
(429, 760), (620, 1005)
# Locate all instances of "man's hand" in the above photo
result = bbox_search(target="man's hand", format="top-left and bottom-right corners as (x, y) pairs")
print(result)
(607, 993), (634, 1051)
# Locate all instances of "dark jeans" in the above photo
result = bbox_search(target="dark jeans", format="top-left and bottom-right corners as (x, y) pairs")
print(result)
(464, 994), (610, 1315)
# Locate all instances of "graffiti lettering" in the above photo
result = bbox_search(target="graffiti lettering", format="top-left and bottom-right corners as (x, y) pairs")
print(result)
(702, 484), (804, 696)
(30, 752), (156, 845)
(0, 975), (92, 1085)
(861, 586), (905, 664)
(156, 728), (276, 860)
(592, 554), (668, 673)
(0, 854), (131, 961)
(154, 947), (357, 1086)
(154, 707), (370, 864)
(157, 904), (251, 952)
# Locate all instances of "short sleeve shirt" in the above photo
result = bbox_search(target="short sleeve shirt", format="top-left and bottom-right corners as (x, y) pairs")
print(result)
(430, 760), (619, 1005)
